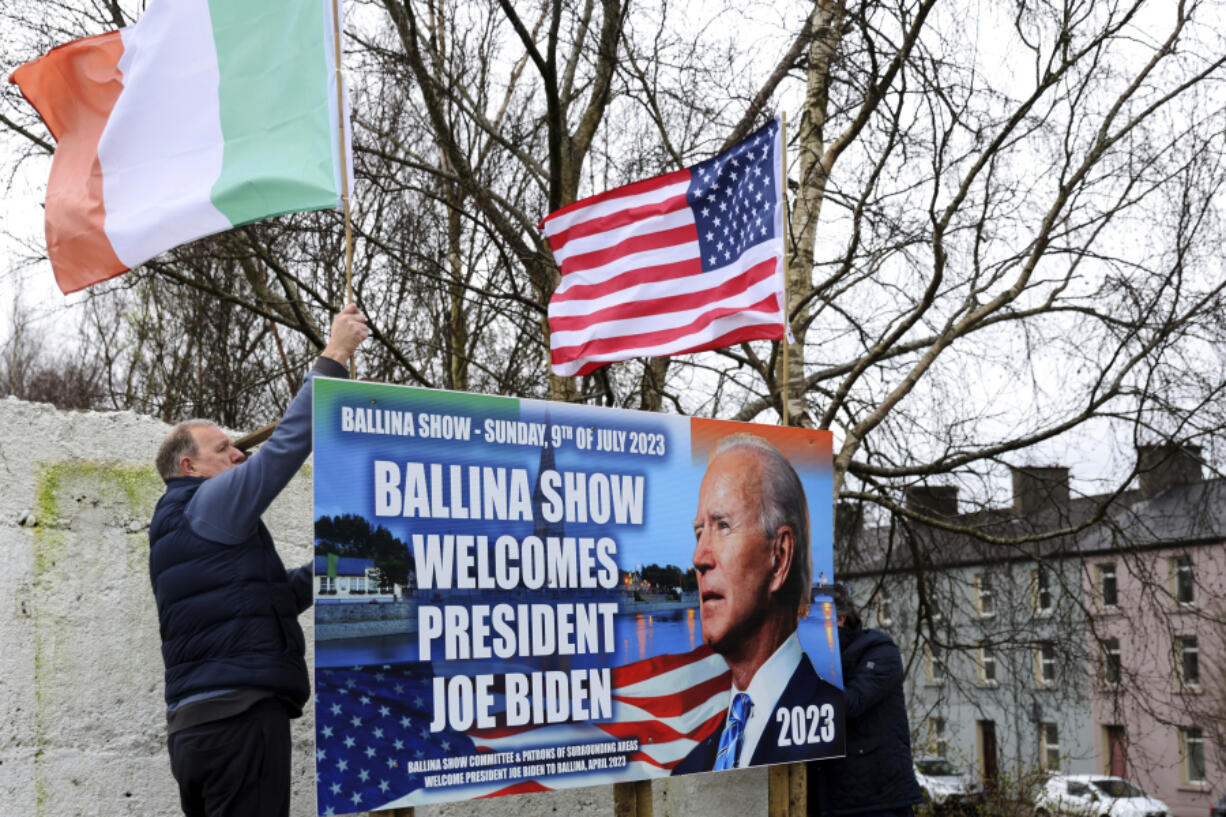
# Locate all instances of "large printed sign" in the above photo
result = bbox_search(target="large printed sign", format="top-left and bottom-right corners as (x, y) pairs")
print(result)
(312, 378), (843, 814)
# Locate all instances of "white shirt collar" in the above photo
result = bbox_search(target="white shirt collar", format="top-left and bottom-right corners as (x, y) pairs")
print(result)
(724, 631), (803, 767)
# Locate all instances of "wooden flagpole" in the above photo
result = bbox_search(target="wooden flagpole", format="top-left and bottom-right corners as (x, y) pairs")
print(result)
(331, 0), (356, 379)
(779, 111), (791, 427)
(771, 111), (808, 817)
(238, 3), (354, 453)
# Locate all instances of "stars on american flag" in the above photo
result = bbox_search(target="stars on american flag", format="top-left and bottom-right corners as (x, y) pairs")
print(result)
(689, 122), (779, 273)
(314, 664), (476, 815)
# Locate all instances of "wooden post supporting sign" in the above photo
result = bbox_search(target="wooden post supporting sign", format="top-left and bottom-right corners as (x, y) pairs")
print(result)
(613, 779), (653, 817)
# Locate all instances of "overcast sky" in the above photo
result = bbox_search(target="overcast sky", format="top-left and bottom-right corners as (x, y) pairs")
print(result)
(1, 0), (1217, 507)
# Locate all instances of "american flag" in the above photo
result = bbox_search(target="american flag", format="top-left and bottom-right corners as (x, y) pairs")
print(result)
(542, 119), (787, 377)
(314, 646), (730, 814)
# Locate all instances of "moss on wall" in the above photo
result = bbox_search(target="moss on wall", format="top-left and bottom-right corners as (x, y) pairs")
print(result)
(31, 460), (162, 816)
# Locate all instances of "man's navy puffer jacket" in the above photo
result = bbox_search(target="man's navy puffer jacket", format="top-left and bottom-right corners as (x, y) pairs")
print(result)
(149, 477), (311, 710)
(814, 622), (924, 815)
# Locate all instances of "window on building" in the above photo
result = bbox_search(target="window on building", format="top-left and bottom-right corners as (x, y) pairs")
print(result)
(928, 717), (949, 758)
(924, 643), (945, 684)
(365, 568), (391, 594)
(1039, 722), (1060, 770)
(1036, 642), (1057, 685)
(921, 593), (942, 623)
(1177, 636), (1200, 688)
(319, 575), (336, 594)
(1033, 567), (1053, 615)
(1172, 555), (1195, 605)
(978, 643), (997, 685)
(976, 574), (995, 617)
(876, 587), (893, 627)
(1098, 564), (1118, 609)
(1102, 638), (1122, 686)
(1182, 727), (1206, 783)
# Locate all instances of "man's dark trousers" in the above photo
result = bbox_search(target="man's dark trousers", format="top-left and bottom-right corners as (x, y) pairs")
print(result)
(167, 698), (290, 817)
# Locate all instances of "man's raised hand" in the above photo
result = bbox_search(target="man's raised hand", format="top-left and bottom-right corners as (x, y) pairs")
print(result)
(322, 303), (368, 364)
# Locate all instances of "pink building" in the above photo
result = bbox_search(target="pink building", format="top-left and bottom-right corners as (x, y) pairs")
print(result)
(1080, 447), (1226, 817)
(843, 444), (1225, 817)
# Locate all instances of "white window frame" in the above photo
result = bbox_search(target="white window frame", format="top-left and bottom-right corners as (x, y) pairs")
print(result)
(978, 643), (997, 685)
(976, 574), (995, 618)
(1182, 726), (1206, 784)
(1098, 563), (1118, 609)
(1033, 567), (1053, 615)
(1036, 642), (1057, 685)
(875, 587), (893, 627)
(924, 643), (945, 685)
(1102, 638), (1122, 687)
(1040, 722), (1060, 770)
(928, 716), (949, 758)
(1177, 635), (1200, 689)
(1172, 555), (1195, 605)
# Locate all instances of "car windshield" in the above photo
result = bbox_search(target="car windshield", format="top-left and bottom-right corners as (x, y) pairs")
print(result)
(916, 759), (961, 776)
(1093, 779), (1145, 798)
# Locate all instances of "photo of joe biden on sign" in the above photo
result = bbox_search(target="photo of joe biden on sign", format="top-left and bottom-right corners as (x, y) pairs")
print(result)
(672, 433), (842, 773)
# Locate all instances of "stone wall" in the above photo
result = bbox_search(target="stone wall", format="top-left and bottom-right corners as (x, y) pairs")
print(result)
(0, 396), (768, 817)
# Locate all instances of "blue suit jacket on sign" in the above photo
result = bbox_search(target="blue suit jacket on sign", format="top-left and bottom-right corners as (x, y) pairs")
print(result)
(671, 652), (845, 774)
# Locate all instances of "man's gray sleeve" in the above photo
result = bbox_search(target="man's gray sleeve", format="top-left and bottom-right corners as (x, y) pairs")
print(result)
(184, 356), (348, 545)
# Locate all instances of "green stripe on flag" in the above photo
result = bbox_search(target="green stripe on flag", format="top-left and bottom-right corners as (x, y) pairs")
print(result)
(208, 0), (338, 225)
(327, 553), (338, 579)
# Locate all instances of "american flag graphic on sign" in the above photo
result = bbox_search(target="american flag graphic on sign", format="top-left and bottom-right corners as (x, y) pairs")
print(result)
(315, 646), (730, 813)
(541, 118), (787, 377)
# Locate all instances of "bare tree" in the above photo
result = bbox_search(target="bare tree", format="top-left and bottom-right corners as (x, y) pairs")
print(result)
(3, 0), (1225, 496)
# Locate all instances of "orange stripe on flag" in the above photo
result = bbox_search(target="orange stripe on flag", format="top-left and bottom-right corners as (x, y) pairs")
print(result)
(10, 32), (128, 294)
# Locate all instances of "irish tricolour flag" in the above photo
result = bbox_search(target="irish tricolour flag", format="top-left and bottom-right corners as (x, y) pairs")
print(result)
(10, 0), (351, 294)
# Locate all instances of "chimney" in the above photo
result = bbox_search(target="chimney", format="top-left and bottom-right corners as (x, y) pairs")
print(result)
(835, 501), (864, 545)
(1137, 444), (1203, 499)
(1011, 466), (1070, 518)
(905, 485), (958, 517)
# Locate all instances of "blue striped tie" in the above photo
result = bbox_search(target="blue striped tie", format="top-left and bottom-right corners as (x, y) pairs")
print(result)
(713, 692), (752, 770)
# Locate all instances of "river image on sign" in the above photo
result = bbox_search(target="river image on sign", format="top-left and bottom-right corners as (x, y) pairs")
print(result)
(311, 378), (843, 814)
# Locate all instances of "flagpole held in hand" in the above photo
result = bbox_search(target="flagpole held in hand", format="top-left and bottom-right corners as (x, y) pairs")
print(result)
(331, 0), (356, 378)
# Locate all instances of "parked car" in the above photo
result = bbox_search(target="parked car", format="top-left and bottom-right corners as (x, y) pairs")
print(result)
(1034, 774), (1168, 817)
(914, 757), (983, 811)
(1210, 791), (1226, 817)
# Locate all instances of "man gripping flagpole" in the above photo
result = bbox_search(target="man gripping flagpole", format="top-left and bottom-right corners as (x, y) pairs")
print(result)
(539, 118), (788, 379)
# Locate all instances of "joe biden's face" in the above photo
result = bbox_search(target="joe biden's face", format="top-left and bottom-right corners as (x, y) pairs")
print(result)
(692, 448), (777, 654)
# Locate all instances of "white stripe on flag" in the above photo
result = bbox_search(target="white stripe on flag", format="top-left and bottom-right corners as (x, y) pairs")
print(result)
(550, 262), (783, 348)
(551, 304), (785, 377)
(551, 207), (693, 265)
(100, 0), (231, 268)
(614, 651), (729, 697)
(554, 243), (700, 295)
(543, 179), (690, 237)
(612, 688), (729, 737)
(551, 241), (778, 317)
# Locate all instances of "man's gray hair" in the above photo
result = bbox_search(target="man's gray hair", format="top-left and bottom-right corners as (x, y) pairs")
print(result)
(711, 433), (811, 609)
(155, 420), (214, 483)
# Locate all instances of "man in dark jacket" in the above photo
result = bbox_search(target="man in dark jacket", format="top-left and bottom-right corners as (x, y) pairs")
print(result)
(148, 304), (366, 817)
(810, 583), (924, 817)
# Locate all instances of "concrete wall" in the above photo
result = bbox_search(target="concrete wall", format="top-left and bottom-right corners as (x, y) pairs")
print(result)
(0, 396), (768, 817)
